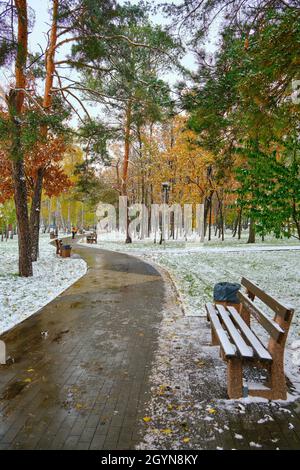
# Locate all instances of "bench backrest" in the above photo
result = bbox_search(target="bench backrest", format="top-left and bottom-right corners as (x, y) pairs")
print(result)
(238, 277), (294, 350)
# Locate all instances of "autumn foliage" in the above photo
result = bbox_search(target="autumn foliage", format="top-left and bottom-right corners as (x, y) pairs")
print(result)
(0, 137), (72, 204)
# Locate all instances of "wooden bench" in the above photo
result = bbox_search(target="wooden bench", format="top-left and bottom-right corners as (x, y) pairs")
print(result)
(86, 233), (97, 244)
(205, 277), (294, 400)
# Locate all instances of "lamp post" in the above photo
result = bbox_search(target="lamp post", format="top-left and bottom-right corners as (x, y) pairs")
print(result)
(160, 181), (170, 248)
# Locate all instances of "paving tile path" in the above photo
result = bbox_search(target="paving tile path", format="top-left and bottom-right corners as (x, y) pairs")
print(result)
(0, 240), (165, 450)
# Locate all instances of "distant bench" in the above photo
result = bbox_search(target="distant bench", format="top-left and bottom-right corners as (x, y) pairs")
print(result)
(86, 233), (97, 244)
(54, 238), (71, 257)
(206, 277), (294, 400)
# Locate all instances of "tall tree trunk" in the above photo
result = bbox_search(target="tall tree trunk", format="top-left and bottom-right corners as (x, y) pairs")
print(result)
(11, 156), (33, 277)
(232, 214), (238, 237)
(292, 199), (300, 240)
(30, 0), (59, 259)
(208, 198), (212, 241)
(247, 218), (256, 243)
(219, 201), (224, 241)
(30, 167), (44, 261)
(149, 183), (153, 239)
(204, 191), (214, 237)
(9, 112), (32, 275)
(122, 99), (132, 244)
(214, 206), (219, 237)
(8, 0), (32, 276)
(238, 208), (242, 239)
(43, 0), (58, 113)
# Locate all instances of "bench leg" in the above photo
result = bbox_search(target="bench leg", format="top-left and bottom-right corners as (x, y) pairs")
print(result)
(211, 326), (219, 346)
(269, 361), (287, 400)
(227, 359), (243, 398)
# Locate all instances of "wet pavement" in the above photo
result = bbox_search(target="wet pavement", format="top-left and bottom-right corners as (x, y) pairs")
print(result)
(0, 241), (164, 450)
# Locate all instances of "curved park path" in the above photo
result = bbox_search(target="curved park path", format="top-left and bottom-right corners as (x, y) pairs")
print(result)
(0, 241), (165, 450)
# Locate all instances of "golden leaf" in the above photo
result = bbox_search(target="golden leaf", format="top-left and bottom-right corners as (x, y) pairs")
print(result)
(143, 416), (152, 423)
(161, 428), (172, 434)
(208, 407), (217, 414)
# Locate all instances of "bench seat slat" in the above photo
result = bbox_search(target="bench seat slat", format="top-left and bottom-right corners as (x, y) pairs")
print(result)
(215, 305), (254, 359)
(238, 292), (284, 341)
(206, 303), (237, 358)
(227, 307), (273, 362)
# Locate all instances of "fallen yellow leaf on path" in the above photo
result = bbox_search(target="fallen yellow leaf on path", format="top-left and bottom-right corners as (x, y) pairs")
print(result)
(195, 361), (205, 367)
(161, 428), (172, 434)
(143, 417), (152, 423)
(208, 407), (217, 414)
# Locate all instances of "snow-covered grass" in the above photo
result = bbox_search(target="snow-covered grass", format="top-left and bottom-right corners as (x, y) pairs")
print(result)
(0, 234), (87, 335)
(95, 228), (300, 248)
(90, 231), (300, 328)
(89, 234), (300, 333)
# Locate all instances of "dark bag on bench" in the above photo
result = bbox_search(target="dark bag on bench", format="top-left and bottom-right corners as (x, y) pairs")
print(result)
(213, 282), (241, 303)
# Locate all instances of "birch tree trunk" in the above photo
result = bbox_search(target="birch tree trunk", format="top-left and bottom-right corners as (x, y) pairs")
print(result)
(122, 99), (132, 244)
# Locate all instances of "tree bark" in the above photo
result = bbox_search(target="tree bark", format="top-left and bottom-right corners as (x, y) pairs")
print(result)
(292, 199), (300, 240)
(219, 202), (224, 241)
(29, 0), (59, 259)
(11, 155), (33, 276)
(9, 113), (32, 276)
(30, 167), (44, 261)
(247, 218), (256, 243)
(204, 191), (214, 237)
(14, 0), (27, 111)
(238, 208), (242, 239)
(208, 200), (212, 241)
(8, 0), (32, 277)
(232, 213), (238, 237)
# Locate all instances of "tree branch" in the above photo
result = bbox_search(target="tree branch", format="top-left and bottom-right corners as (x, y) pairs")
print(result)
(54, 34), (174, 61)
(55, 59), (113, 73)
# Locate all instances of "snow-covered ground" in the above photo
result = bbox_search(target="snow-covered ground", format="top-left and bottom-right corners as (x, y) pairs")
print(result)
(0, 235), (87, 335)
